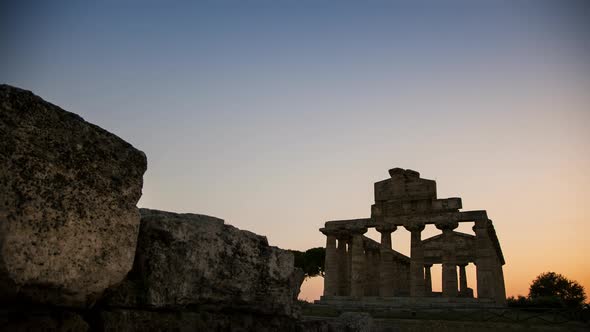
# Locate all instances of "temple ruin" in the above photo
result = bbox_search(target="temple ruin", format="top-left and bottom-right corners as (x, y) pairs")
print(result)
(318, 168), (506, 307)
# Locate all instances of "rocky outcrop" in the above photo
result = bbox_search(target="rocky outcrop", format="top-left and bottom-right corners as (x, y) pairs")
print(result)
(0, 85), (305, 331)
(0, 85), (147, 307)
(100, 208), (304, 329)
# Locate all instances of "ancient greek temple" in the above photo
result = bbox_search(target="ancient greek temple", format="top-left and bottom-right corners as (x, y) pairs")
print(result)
(318, 168), (506, 307)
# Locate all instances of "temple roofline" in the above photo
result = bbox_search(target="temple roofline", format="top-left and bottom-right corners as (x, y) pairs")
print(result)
(422, 231), (475, 243)
(324, 210), (488, 229)
(322, 210), (504, 265)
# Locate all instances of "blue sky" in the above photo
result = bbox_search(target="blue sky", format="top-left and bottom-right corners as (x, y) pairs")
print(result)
(2, 1), (589, 298)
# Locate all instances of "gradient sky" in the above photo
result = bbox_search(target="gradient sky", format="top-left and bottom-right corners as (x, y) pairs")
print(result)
(2, 1), (589, 301)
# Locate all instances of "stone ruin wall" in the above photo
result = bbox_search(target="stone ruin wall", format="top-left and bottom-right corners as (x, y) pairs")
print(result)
(319, 167), (507, 306)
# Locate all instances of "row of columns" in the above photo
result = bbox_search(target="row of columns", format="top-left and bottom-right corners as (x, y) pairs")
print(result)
(323, 219), (504, 304)
(323, 226), (395, 298)
(424, 263), (470, 295)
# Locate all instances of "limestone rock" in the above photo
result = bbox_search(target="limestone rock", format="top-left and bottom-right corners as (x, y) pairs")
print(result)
(0, 85), (147, 307)
(105, 208), (304, 318)
(332, 312), (373, 332)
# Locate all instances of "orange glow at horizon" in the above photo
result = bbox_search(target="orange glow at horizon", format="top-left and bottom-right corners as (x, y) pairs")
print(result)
(299, 213), (590, 302)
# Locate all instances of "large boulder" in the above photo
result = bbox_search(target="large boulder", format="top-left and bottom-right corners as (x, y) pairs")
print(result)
(0, 85), (147, 307)
(105, 208), (304, 318)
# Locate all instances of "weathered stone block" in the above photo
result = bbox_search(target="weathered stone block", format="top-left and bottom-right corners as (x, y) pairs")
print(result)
(371, 203), (383, 217)
(105, 209), (304, 318)
(0, 85), (147, 307)
(384, 200), (403, 215)
(401, 199), (430, 213)
(432, 197), (462, 211)
(331, 312), (372, 332)
(374, 169), (436, 202)
(404, 177), (437, 200)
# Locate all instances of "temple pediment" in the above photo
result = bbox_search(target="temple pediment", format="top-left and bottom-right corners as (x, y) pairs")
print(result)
(422, 231), (476, 265)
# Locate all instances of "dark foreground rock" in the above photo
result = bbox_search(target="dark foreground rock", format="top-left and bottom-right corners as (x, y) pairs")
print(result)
(0, 84), (147, 307)
(0, 307), (89, 332)
(297, 313), (373, 332)
(98, 309), (301, 332)
(98, 208), (305, 330)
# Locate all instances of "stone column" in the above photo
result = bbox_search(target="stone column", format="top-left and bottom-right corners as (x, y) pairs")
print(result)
(320, 228), (339, 296)
(372, 249), (381, 295)
(349, 227), (368, 298)
(346, 238), (353, 295)
(473, 220), (495, 300)
(376, 224), (397, 297)
(424, 264), (432, 295)
(364, 249), (372, 295)
(404, 222), (425, 297)
(337, 235), (350, 296)
(494, 257), (507, 305)
(400, 262), (409, 295)
(436, 220), (459, 297)
(458, 263), (468, 294)
(364, 248), (380, 296)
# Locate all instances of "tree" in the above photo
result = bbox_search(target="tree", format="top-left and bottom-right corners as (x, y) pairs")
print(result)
(506, 295), (530, 307)
(528, 272), (586, 308)
(290, 247), (325, 279)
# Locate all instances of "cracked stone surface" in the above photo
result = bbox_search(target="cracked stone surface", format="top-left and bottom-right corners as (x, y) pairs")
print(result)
(0, 84), (147, 307)
(105, 208), (304, 318)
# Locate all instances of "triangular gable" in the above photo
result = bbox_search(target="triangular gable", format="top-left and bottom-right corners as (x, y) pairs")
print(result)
(422, 231), (476, 265)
